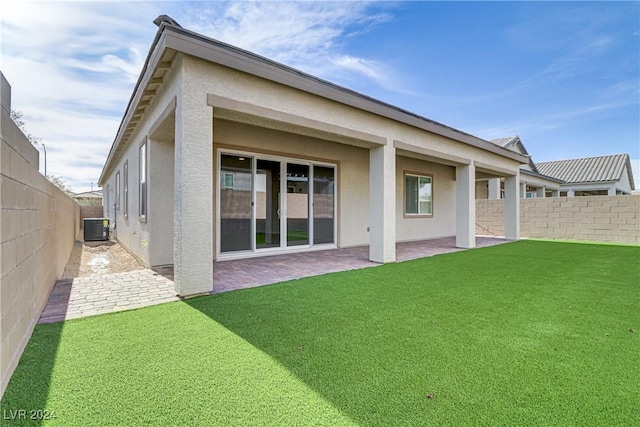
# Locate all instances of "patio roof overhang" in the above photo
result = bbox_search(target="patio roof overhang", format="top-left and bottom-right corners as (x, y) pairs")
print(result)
(208, 94), (386, 149)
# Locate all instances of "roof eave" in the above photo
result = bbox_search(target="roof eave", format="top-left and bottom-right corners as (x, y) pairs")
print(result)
(98, 24), (171, 186)
(520, 169), (565, 183)
(100, 19), (529, 185)
(623, 155), (636, 190)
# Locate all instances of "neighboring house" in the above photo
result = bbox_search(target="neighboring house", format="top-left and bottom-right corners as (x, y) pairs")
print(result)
(72, 190), (103, 206)
(476, 136), (564, 199)
(537, 154), (635, 196)
(98, 15), (527, 297)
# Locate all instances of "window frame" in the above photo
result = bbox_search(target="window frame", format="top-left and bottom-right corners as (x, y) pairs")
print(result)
(115, 171), (120, 210)
(123, 160), (129, 218)
(403, 171), (434, 218)
(224, 173), (234, 189)
(139, 139), (148, 222)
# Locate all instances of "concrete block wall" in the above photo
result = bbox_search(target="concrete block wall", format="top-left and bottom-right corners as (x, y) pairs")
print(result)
(0, 73), (80, 398)
(80, 205), (105, 224)
(476, 195), (640, 244)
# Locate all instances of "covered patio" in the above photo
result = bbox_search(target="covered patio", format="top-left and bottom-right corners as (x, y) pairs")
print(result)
(40, 236), (510, 323)
(154, 236), (511, 294)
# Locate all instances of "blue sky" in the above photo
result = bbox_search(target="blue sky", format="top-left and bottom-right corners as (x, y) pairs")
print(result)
(2, 1), (638, 192)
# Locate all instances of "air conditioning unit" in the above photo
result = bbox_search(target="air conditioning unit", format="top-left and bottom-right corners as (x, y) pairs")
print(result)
(84, 218), (110, 241)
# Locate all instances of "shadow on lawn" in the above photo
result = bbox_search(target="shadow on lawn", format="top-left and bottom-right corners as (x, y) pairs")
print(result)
(0, 320), (65, 426)
(183, 265), (445, 426)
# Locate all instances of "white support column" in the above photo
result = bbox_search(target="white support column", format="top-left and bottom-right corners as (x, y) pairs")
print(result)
(608, 186), (616, 196)
(455, 163), (476, 248)
(173, 89), (214, 297)
(369, 142), (396, 263)
(519, 181), (527, 199)
(488, 178), (501, 199)
(504, 174), (520, 240)
(536, 186), (546, 198)
(567, 189), (575, 197)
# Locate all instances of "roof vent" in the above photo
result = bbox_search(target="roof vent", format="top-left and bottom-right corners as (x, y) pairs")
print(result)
(153, 15), (182, 28)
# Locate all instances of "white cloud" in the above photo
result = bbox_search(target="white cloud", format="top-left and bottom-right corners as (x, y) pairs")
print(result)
(183, 2), (400, 88)
(1, 1), (402, 192)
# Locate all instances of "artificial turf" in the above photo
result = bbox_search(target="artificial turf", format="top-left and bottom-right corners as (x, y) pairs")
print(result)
(2, 240), (638, 426)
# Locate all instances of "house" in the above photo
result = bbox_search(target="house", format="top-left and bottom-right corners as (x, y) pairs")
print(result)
(475, 136), (564, 199)
(72, 190), (103, 206)
(98, 15), (527, 297)
(537, 154), (635, 196)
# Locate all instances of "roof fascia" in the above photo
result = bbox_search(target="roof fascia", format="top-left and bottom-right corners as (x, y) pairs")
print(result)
(520, 168), (565, 183)
(623, 155), (636, 190)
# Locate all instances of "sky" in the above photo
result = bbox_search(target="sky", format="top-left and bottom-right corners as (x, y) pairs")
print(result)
(2, 1), (639, 192)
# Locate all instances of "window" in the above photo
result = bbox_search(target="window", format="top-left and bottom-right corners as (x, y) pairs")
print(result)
(224, 173), (234, 189)
(139, 141), (147, 220)
(123, 161), (129, 217)
(115, 171), (120, 210)
(405, 173), (432, 216)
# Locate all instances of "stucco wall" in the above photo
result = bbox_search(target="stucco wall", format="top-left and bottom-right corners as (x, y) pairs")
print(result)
(476, 196), (640, 244)
(100, 53), (525, 267)
(214, 123), (460, 248)
(189, 55), (522, 174)
(475, 181), (489, 199)
(214, 119), (370, 249)
(396, 156), (456, 242)
(101, 59), (181, 267)
(1, 100), (80, 397)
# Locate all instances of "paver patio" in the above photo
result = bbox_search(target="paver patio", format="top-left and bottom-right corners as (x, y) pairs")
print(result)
(39, 236), (509, 323)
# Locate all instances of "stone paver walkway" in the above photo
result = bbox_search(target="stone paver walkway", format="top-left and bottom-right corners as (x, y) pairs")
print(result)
(41, 236), (511, 323)
(39, 269), (179, 324)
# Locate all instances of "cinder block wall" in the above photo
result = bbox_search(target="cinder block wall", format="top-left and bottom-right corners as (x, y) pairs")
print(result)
(80, 205), (105, 225)
(0, 73), (80, 398)
(476, 195), (640, 244)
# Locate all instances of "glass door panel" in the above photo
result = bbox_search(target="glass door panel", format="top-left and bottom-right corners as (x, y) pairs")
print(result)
(220, 154), (252, 252)
(313, 166), (335, 244)
(286, 163), (309, 246)
(256, 159), (281, 249)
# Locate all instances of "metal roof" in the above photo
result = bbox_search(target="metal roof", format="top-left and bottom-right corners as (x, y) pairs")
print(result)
(537, 154), (635, 189)
(490, 136), (519, 148)
(73, 190), (103, 198)
(489, 136), (544, 174)
(520, 168), (565, 184)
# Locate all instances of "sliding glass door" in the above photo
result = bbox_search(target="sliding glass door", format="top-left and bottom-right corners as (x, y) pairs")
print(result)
(220, 154), (252, 253)
(219, 150), (336, 256)
(256, 159), (281, 249)
(313, 166), (335, 244)
(286, 163), (309, 246)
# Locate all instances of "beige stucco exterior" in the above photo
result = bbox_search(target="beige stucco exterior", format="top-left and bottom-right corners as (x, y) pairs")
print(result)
(99, 19), (527, 296)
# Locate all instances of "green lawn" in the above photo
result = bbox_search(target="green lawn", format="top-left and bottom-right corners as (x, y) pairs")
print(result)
(2, 240), (639, 426)
(256, 231), (309, 245)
